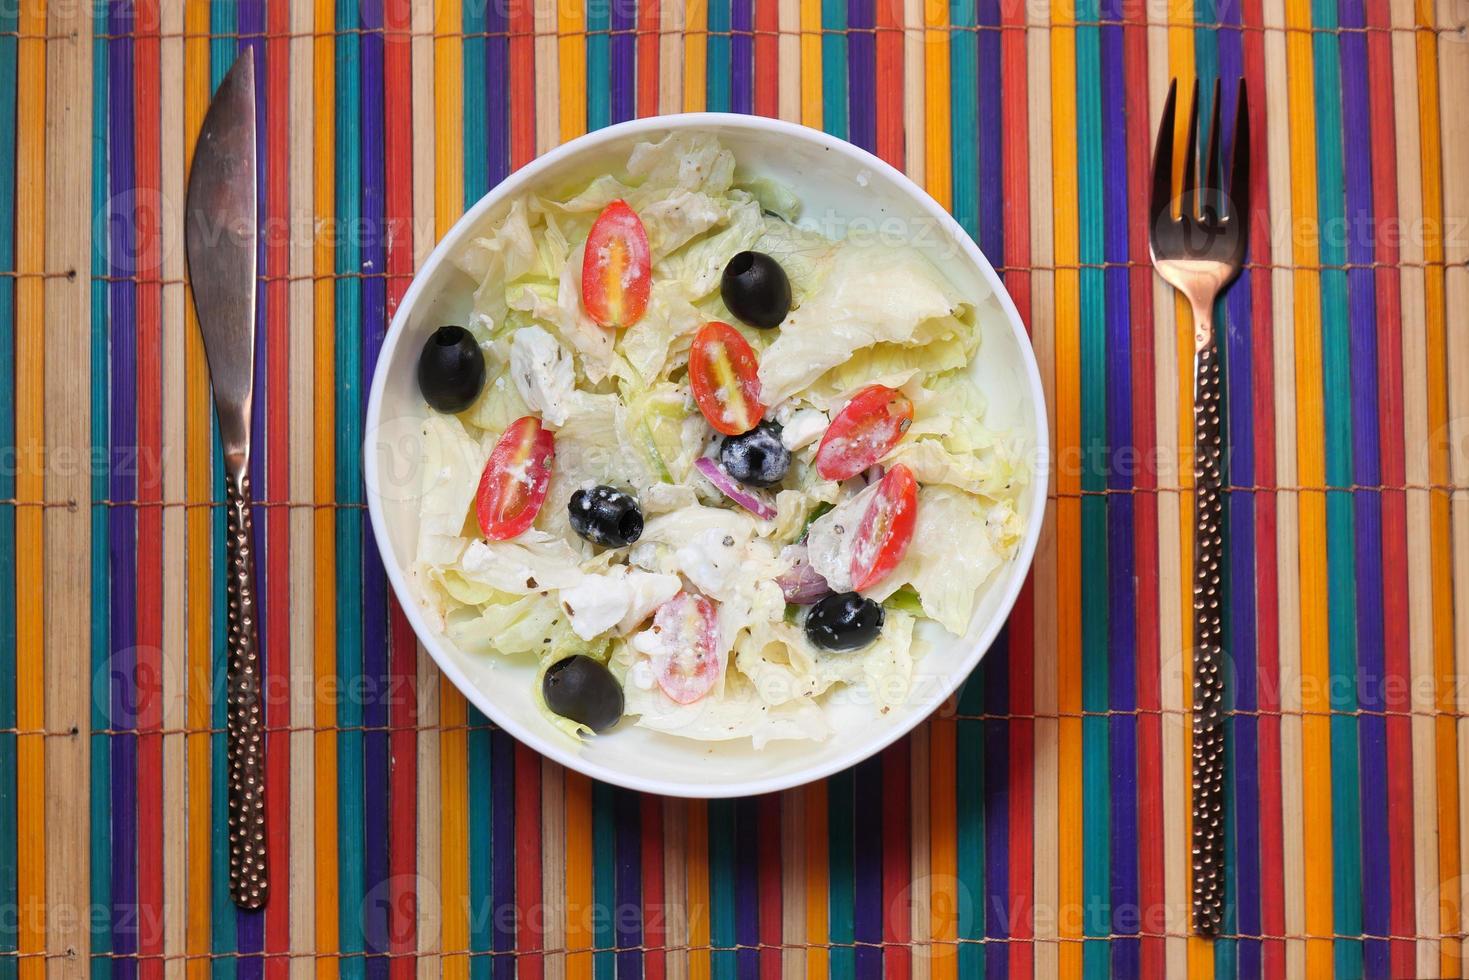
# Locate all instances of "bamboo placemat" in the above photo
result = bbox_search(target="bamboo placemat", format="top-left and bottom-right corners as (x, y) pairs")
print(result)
(4, 0), (1469, 977)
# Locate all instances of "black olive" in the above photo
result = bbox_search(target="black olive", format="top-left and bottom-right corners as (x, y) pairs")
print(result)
(719, 420), (790, 488)
(542, 655), (624, 733)
(720, 250), (792, 328)
(805, 592), (885, 651)
(568, 485), (644, 548)
(417, 325), (486, 413)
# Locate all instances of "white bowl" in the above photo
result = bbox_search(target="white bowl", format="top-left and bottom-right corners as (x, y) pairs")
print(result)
(364, 113), (1048, 798)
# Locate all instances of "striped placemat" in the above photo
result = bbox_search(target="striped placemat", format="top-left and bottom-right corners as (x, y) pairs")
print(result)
(5, 1), (1469, 978)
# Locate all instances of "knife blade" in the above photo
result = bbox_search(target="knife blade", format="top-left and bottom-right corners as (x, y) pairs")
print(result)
(185, 48), (268, 911)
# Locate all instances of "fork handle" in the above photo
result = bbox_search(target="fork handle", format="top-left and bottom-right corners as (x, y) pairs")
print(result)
(225, 468), (269, 909)
(1191, 312), (1226, 936)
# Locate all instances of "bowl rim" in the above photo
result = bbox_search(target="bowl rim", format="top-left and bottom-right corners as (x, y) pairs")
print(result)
(364, 111), (1050, 798)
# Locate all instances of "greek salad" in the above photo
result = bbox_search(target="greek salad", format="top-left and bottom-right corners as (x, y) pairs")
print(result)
(409, 133), (1026, 745)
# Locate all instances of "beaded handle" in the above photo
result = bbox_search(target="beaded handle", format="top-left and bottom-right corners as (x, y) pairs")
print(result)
(225, 469), (269, 910)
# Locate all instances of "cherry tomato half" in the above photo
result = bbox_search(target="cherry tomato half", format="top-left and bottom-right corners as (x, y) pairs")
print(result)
(688, 321), (765, 436)
(649, 592), (722, 704)
(814, 385), (914, 482)
(476, 416), (556, 541)
(581, 200), (652, 328)
(850, 464), (918, 591)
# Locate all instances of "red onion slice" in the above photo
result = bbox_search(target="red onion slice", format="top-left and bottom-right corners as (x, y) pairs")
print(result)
(775, 543), (833, 604)
(694, 456), (778, 520)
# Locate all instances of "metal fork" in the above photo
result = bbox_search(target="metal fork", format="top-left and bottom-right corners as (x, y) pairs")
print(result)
(1148, 77), (1249, 938)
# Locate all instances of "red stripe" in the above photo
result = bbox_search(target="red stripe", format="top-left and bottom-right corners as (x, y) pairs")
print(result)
(637, 0), (661, 117)
(1118, 13), (1164, 973)
(383, 5), (419, 976)
(514, 744), (544, 979)
(758, 794), (785, 980)
(872, 0), (901, 166)
(1363, 2), (1415, 973)
(132, 6), (165, 975)
(263, 1), (294, 973)
(999, 5), (1033, 974)
(880, 744), (911, 980)
(508, 0), (535, 169)
(1239, 5), (1284, 975)
(641, 795), (666, 980)
(753, 0), (778, 118)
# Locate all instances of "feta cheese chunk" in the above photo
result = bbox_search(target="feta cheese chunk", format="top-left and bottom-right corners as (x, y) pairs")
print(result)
(779, 409), (829, 452)
(558, 567), (681, 640)
(509, 324), (576, 426)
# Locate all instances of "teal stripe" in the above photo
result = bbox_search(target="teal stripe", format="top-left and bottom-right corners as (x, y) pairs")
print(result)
(826, 771), (854, 980)
(1073, 5), (1109, 977)
(586, 0), (611, 129)
(333, 1), (366, 974)
(819, 0), (846, 139)
(956, 678), (986, 979)
(207, 14), (239, 977)
(705, 0), (731, 113)
(1309, 3), (1363, 975)
(592, 783), (618, 979)
(88, 3), (113, 975)
(459, 12), (496, 977)
(707, 800), (736, 980)
(947, 0), (977, 239)
(0, 0), (18, 972)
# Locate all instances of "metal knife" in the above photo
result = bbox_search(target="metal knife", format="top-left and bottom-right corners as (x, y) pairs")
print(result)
(185, 49), (268, 911)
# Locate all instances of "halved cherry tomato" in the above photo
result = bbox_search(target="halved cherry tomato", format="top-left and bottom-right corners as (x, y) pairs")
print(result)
(581, 199), (652, 328)
(648, 592), (722, 704)
(476, 416), (556, 540)
(814, 385), (914, 481)
(688, 321), (765, 436)
(850, 464), (918, 591)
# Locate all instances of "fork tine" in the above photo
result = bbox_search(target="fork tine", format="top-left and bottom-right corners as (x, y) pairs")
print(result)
(1203, 78), (1223, 221)
(1151, 79), (1178, 227)
(1180, 79), (1201, 220)
(1227, 77), (1250, 228)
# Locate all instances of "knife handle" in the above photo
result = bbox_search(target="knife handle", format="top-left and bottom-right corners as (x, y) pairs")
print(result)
(225, 468), (269, 910)
(1190, 320), (1226, 937)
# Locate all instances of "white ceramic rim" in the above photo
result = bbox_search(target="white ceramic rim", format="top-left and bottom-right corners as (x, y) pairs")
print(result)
(364, 112), (1050, 798)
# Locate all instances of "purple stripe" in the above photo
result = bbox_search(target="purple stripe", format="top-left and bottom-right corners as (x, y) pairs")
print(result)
(358, 0), (391, 974)
(1338, 1), (1389, 972)
(734, 797), (759, 978)
(852, 755), (883, 978)
(490, 731), (516, 980)
(486, 0), (509, 185)
(729, 0), (753, 115)
(611, 0), (637, 121)
(616, 789), (644, 978)
(106, 4), (138, 976)
(235, 2), (269, 970)
(981, 635), (1009, 978)
(1098, 10), (1139, 975)
(845, 0), (874, 151)
(976, 0), (1003, 258)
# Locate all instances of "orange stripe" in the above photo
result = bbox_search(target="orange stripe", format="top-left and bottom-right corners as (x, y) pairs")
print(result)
(921, 0), (949, 209)
(182, 2), (213, 975)
(803, 783), (828, 980)
(559, 0), (587, 141)
(565, 773), (594, 980)
(14, 0), (46, 973)
(312, 0), (341, 975)
(798, 0), (820, 128)
(682, 0), (707, 112)
(687, 800), (711, 980)
(929, 715), (958, 980)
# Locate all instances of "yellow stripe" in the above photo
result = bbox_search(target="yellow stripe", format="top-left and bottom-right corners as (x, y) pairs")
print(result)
(564, 772), (594, 980)
(182, 2), (214, 975)
(929, 716), (957, 980)
(313, 0), (341, 974)
(14, 1), (46, 973)
(560, 0), (587, 141)
(687, 800), (711, 980)
(432, 5), (470, 976)
(1048, 5), (1080, 977)
(1414, 2), (1461, 973)
(803, 784), (827, 980)
(798, 0), (820, 128)
(921, 0), (949, 208)
(683, 0), (707, 113)
(1280, 4), (1334, 975)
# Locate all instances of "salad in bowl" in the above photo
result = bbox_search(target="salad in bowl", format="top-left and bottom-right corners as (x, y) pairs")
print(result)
(401, 131), (1030, 748)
